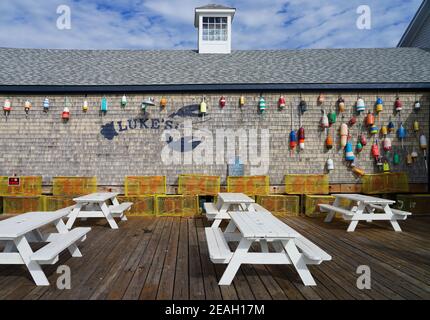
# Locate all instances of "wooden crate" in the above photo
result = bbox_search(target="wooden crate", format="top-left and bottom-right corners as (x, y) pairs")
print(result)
(3, 196), (44, 214)
(155, 195), (199, 217)
(396, 194), (430, 215)
(117, 195), (155, 216)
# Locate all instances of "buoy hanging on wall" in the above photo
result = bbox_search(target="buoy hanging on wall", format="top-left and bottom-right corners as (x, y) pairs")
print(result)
(356, 139), (363, 153)
(199, 97), (207, 116)
(83, 99), (88, 112)
(394, 97), (402, 113)
(387, 120), (395, 133)
(278, 96), (286, 110)
(320, 110), (329, 129)
(100, 97), (108, 114)
(258, 96), (266, 113)
(371, 140), (380, 159)
(397, 122), (406, 148)
(289, 130), (297, 150)
(360, 133), (367, 146)
(356, 97), (365, 113)
(413, 121), (419, 132)
(337, 97), (345, 113)
(160, 97), (168, 109)
(299, 100), (307, 114)
(326, 133), (333, 150)
(3, 98), (11, 117)
(219, 96), (226, 108)
(381, 125), (388, 136)
(375, 97), (383, 113)
(365, 111), (374, 126)
(414, 100), (421, 112)
(121, 94), (128, 108)
(24, 100), (31, 117)
(383, 137), (392, 151)
(239, 95), (245, 107)
(393, 152), (400, 165)
(420, 134), (428, 171)
(340, 123), (348, 147)
(317, 93), (325, 105)
(326, 158), (334, 171)
(383, 159), (390, 173)
(62, 107), (70, 121)
(328, 110), (336, 126)
(348, 116), (357, 126)
(43, 98), (49, 113)
(298, 127), (305, 150)
(370, 124), (379, 135)
(345, 140), (355, 162)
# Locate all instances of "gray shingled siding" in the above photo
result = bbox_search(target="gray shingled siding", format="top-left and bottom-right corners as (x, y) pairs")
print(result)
(409, 14), (430, 48)
(0, 48), (429, 86)
(0, 91), (428, 188)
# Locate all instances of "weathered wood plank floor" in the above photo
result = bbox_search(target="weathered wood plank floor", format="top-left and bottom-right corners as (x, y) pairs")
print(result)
(0, 215), (429, 300)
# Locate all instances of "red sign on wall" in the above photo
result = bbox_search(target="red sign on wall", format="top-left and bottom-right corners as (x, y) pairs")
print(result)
(8, 177), (20, 186)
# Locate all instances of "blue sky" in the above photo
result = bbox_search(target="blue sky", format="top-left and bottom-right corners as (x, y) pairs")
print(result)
(0, 0), (422, 50)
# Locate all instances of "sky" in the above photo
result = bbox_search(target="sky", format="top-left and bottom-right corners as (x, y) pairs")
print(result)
(0, 0), (423, 50)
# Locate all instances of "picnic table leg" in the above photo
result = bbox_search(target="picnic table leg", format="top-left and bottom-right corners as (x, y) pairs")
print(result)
(347, 201), (365, 232)
(218, 238), (252, 286)
(66, 203), (83, 229)
(260, 239), (269, 253)
(211, 219), (222, 228)
(224, 220), (237, 233)
(54, 218), (83, 257)
(14, 236), (49, 286)
(383, 205), (402, 232)
(100, 201), (119, 229)
(324, 197), (340, 222)
(112, 197), (128, 221)
(283, 239), (316, 286)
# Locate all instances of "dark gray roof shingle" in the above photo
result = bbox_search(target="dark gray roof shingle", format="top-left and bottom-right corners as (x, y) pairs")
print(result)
(0, 47), (429, 87)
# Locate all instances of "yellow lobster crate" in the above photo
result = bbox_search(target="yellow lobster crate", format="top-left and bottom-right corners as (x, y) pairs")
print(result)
(117, 195), (155, 216)
(43, 196), (75, 211)
(3, 196), (44, 214)
(285, 174), (329, 195)
(227, 175), (269, 196)
(53, 176), (97, 196)
(0, 176), (42, 196)
(256, 195), (300, 217)
(362, 173), (409, 194)
(178, 174), (220, 196)
(155, 195), (199, 217)
(304, 195), (353, 218)
(125, 176), (166, 196)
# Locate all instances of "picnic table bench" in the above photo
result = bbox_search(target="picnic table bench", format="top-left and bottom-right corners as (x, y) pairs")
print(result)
(205, 211), (331, 286)
(319, 193), (411, 232)
(66, 192), (132, 229)
(0, 206), (90, 286)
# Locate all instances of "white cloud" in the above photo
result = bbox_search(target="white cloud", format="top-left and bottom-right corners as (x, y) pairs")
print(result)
(0, 0), (423, 50)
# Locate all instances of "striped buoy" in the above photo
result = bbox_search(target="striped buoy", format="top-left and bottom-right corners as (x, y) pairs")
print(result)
(326, 133), (333, 150)
(370, 124), (378, 135)
(83, 100), (88, 112)
(387, 121), (395, 133)
(383, 137), (392, 151)
(278, 96), (286, 110)
(356, 98), (365, 113)
(43, 98), (49, 112)
(3, 99), (11, 113)
(121, 95), (128, 108)
(219, 96), (226, 108)
(62, 107), (70, 121)
(258, 96), (266, 113)
(298, 127), (305, 150)
(289, 130), (297, 150)
(345, 141), (355, 161)
(394, 97), (402, 113)
(320, 110), (329, 128)
(414, 101), (421, 112)
(375, 97), (383, 113)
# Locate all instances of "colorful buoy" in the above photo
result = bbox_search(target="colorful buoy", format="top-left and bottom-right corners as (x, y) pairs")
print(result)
(337, 97), (345, 113)
(375, 97), (383, 113)
(62, 107), (70, 121)
(83, 100), (88, 112)
(219, 96), (226, 108)
(278, 96), (286, 110)
(160, 97), (168, 109)
(345, 141), (355, 161)
(298, 127), (305, 150)
(356, 98), (365, 113)
(121, 94), (127, 108)
(258, 96), (266, 113)
(43, 98), (49, 113)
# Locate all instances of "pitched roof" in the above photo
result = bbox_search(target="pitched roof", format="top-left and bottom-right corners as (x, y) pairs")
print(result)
(195, 4), (235, 10)
(398, 0), (430, 48)
(0, 47), (429, 92)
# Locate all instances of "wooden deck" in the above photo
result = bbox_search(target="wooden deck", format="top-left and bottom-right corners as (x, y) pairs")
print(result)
(0, 215), (429, 300)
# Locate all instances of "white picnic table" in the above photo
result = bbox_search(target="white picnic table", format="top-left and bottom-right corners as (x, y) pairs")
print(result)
(320, 193), (411, 232)
(204, 192), (259, 228)
(0, 207), (90, 286)
(66, 192), (132, 230)
(205, 211), (331, 286)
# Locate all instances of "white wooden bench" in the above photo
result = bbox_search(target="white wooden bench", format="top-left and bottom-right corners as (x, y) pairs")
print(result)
(109, 202), (133, 215)
(204, 202), (220, 220)
(30, 227), (90, 262)
(295, 236), (331, 264)
(368, 204), (411, 219)
(205, 227), (233, 264)
(253, 203), (271, 213)
(319, 204), (355, 219)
